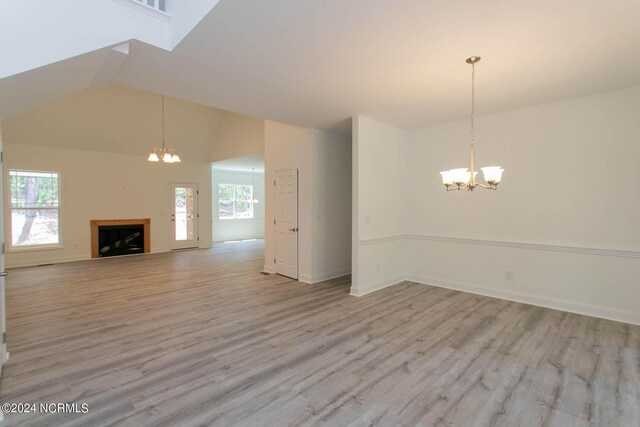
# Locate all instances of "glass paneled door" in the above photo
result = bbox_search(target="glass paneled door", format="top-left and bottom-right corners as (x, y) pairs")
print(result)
(171, 183), (198, 249)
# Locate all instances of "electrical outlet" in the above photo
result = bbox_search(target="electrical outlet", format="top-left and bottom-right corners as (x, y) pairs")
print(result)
(505, 270), (513, 280)
(376, 262), (381, 272)
(365, 215), (371, 225)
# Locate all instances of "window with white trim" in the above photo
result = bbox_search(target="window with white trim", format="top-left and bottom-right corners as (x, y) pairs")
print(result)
(9, 170), (60, 248)
(218, 184), (253, 219)
(131, 0), (168, 13)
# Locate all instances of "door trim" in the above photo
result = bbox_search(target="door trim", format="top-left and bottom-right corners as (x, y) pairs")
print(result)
(274, 169), (298, 279)
(170, 182), (199, 250)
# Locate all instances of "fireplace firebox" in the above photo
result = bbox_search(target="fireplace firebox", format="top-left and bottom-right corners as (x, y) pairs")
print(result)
(90, 219), (150, 258)
(98, 224), (144, 257)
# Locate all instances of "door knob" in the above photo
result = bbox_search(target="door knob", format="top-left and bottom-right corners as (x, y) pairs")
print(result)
(289, 227), (298, 232)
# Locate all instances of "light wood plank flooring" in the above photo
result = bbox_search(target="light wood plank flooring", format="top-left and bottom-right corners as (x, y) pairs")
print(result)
(0, 240), (638, 426)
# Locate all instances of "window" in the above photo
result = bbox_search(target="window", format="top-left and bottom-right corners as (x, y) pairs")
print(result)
(9, 170), (60, 248)
(132, 0), (168, 13)
(219, 184), (253, 219)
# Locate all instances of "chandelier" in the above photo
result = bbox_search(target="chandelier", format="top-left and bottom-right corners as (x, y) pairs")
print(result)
(440, 57), (503, 191)
(147, 95), (181, 163)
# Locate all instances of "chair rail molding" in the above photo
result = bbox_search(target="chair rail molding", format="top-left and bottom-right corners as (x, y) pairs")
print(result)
(359, 233), (640, 258)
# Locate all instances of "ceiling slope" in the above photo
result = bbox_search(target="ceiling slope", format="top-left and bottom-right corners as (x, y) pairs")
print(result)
(3, 0), (640, 134)
(0, 0), (220, 121)
(114, 0), (640, 133)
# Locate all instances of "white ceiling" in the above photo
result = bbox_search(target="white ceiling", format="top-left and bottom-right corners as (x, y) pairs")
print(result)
(2, 0), (640, 135)
(112, 0), (640, 134)
(212, 154), (264, 173)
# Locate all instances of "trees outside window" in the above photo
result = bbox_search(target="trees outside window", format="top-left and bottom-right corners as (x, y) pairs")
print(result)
(9, 170), (60, 247)
(218, 184), (253, 219)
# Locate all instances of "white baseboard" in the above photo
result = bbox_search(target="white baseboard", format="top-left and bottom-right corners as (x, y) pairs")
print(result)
(6, 254), (90, 269)
(407, 274), (640, 326)
(299, 269), (351, 284)
(299, 274), (312, 284)
(7, 248), (173, 269)
(263, 265), (275, 274)
(309, 268), (351, 284)
(152, 247), (172, 253)
(350, 275), (405, 297)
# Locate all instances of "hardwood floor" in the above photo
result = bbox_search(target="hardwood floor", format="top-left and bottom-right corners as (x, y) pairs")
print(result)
(0, 240), (638, 426)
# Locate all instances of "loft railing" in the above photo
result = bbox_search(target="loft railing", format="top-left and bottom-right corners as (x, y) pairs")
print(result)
(132, 0), (168, 14)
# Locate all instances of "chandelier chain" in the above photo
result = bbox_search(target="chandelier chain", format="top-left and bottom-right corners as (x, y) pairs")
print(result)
(147, 94), (181, 163)
(162, 95), (166, 150)
(470, 61), (475, 148)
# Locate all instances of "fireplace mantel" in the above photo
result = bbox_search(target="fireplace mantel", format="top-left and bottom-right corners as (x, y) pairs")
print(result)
(90, 218), (150, 258)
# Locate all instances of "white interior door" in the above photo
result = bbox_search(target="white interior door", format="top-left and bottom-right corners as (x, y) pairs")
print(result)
(275, 169), (298, 279)
(171, 183), (198, 250)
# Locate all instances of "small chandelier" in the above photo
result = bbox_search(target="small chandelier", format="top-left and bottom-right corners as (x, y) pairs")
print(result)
(147, 95), (181, 163)
(440, 56), (503, 191)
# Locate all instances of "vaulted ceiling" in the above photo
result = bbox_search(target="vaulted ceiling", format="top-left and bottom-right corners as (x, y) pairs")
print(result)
(4, 0), (640, 135)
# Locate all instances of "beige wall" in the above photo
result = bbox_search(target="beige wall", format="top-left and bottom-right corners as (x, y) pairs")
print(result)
(211, 112), (265, 162)
(1, 85), (218, 267)
(2, 85), (221, 161)
(4, 143), (212, 267)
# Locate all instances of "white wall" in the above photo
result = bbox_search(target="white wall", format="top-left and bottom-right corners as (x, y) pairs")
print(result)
(212, 168), (265, 242)
(353, 86), (640, 325)
(264, 121), (352, 283)
(309, 129), (352, 283)
(405, 86), (640, 324)
(264, 121), (312, 278)
(351, 116), (407, 295)
(1, 85), (218, 268)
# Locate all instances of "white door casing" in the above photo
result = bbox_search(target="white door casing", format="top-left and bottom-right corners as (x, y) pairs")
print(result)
(171, 183), (199, 250)
(275, 169), (298, 279)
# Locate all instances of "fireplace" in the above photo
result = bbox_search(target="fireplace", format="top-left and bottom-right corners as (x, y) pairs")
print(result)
(90, 219), (150, 258)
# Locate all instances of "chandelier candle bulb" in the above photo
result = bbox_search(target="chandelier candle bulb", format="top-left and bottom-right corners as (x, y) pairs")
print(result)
(440, 56), (504, 192)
